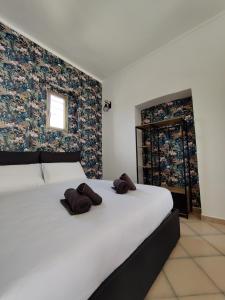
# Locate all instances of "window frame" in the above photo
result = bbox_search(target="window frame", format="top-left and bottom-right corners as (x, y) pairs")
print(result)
(46, 90), (68, 132)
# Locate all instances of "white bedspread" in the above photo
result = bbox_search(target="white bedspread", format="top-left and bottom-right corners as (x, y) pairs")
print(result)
(0, 179), (173, 300)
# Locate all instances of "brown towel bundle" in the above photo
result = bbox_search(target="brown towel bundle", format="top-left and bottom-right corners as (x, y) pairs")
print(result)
(113, 179), (129, 194)
(77, 183), (102, 205)
(61, 183), (102, 215)
(120, 173), (136, 190)
(61, 188), (92, 215)
(113, 173), (136, 194)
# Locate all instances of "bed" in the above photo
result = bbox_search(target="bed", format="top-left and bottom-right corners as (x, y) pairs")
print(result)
(0, 151), (180, 300)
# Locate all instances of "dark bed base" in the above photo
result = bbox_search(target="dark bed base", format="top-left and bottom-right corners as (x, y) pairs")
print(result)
(89, 209), (180, 300)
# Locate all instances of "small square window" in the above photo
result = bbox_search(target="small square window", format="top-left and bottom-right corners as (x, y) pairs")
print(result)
(47, 91), (68, 131)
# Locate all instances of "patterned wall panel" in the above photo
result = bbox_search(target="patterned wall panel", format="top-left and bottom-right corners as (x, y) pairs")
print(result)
(0, 22), (102, 178)
(141, 97), (201, 208)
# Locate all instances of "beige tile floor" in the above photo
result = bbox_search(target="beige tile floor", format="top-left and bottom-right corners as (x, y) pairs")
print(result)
(145, 214), (225, 300)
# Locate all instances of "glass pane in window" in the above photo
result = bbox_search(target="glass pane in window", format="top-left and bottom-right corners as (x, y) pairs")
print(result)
(49, 94), (65, 129)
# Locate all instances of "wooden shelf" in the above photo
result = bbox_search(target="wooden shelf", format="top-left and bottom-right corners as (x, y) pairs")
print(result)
(136, 117), (184, 130)
(138, 165), (159, 170)
(163, 186), (185, 194)
(138, 165), (152, 169)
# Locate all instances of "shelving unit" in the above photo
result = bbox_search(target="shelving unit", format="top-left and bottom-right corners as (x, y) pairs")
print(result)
(165, 186), (185, 194)
(135, 117), (192, 218)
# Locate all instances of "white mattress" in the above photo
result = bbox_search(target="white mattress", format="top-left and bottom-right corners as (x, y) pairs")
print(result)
(0, 179), (173, 300)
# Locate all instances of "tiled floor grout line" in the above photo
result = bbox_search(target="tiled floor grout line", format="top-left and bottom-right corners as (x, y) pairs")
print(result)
(193, 257), (225, 295)
(169, 255), (222, 260)
(147, 217), (225, 299)
(167, 251), (225, 298)
(178, 294), (225, 300)
(176, 245), (224, 293)
(179, 220), (225, 296)
(181, 221), (225, 256)
(200, 235), (225, 256)
(181, 221), (225, 236)
(164, 244), (220, 299)
(162, 269), (178, 298)
(178, 292), (225, 299)
(203, 221), (225, 234)
(170, 237), (224, 259)
(179, 237), (224, 258)
(180, 218), (225, 234)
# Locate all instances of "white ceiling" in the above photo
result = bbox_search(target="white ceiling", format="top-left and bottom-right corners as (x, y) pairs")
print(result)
(1, 0), (225, 80)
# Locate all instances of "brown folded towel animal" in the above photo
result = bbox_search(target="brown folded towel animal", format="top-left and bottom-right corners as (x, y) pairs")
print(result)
(113, 179), (129, 194)
(61, 188), (92, 215)
(77, 183), (102, 205)
(120, 173), (136, 190)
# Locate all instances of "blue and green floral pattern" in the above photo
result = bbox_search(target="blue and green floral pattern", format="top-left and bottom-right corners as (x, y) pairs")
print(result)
(141, 97), (201, 208)
(0, 22), (102, 178)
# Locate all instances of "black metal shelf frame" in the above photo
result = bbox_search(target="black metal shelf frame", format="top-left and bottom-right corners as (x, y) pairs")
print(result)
(135, 118), (192, 217)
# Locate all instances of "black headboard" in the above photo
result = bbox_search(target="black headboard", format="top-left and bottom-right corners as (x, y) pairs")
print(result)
(0, 151), (40, 165)
(0, 151), (81, 165)
(40, 152), (81, 163)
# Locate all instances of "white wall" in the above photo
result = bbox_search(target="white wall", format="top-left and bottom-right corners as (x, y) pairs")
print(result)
(103, 13), (225, 220)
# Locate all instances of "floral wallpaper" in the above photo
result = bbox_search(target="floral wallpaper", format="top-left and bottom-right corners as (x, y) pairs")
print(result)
(0, 22), (102, 178)
(141, 97), (201, 208)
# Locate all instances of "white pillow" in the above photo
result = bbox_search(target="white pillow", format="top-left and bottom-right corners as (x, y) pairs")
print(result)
(0, 164), (44, 194)
(41, 162), (86, 184)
